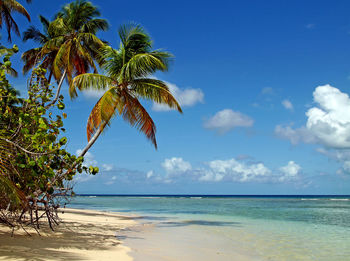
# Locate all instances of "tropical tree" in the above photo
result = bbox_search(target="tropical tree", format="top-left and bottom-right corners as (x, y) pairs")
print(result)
(0, 49), (96, 230)
(0, 0), (31, 41)
(0, 44), (18, 76)
(22, 15), (57, 82)
(29, 0), (108, 105)
(70, 24), (182, 157)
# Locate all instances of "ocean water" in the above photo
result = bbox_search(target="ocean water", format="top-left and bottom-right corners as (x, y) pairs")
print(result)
(68, 195), (350, 260)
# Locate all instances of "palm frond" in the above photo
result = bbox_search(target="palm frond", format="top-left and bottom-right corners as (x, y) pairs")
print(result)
(119, 23), (152, 53)
(121, 52), (170, 80)
(130, 78), (182, 112)
(86, 88), (118, 140)
(86, 88), (157, 148)
(77, 32), (104, 48)
(23, 26), (47, 43)
(81, 18), (109, 33)
(70, 73), (114, 98)
(4, 0), (30, 21)
(39, 15), (50, 33)
(98, 45), (123, 76)
(47, 18), (67, 38)
(118, 90), (157, 148)
(52, 40), (71, 80)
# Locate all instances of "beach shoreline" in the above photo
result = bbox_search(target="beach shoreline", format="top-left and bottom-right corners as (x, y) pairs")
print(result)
(0, 208), (138, 261)
(0, 207), (257, 261)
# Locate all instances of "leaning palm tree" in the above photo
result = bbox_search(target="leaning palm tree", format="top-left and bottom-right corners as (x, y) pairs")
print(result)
(37, 0), (108, 105)
(70, 24), (182, 157)
(0, 0), (31, 41)
(22, 15), (57, 82)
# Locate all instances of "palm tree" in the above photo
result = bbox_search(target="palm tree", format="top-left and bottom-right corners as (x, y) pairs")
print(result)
(22, 15), (56, 82)
(35, 0), (108, 105)
(0, 0), (31, 41)
(70, 24), (182, 157)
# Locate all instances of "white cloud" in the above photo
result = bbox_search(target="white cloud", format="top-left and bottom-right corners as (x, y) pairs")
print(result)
(275, 125), (316, 145)
(282, 99), (293, 110)
(204, 109), (254, 134)
(306, 85), (350, 149)
(316, 148), (350, 175)
(74, 155), (303, 185)
(162, 157), (192, 174)
(200, 159), (271, 182)
(275, 85), (350, 149)
(279, 161), (301, 182)
(152, 82), (204, 111)
(275, 84), (350, 175)
(146, 170), (154, 179)
(82, 90), (105, 99)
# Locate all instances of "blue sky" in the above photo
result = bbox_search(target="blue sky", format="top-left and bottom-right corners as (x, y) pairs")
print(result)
(7, 0), (350, 194)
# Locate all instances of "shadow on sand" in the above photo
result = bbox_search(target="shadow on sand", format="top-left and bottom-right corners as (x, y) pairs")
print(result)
(0, 218), (126, 261)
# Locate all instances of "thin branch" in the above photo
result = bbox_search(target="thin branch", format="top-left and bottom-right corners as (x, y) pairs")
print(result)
(45, 69), (67, 108)
(0, 138), (56, 156)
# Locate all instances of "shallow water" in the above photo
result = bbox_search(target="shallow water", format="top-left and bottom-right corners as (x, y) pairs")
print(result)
(69, 196), (350, 260)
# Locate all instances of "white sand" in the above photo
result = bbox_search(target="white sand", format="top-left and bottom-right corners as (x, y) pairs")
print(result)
(0, 208), (137, 261)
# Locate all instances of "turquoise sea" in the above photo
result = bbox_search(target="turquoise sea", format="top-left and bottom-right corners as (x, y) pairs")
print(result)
(69, 195), (350, 260)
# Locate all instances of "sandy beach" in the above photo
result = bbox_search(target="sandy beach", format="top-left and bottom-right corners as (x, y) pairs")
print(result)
(0, 208), (137, 261)
(0, 207), (255, 261)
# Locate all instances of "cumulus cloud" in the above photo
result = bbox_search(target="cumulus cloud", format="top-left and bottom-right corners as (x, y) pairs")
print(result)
(75, 154), (303, 185)
(306, 85), (350, 149)
(152, 82), (204, 111)
(275, 85), (350, 149)
(204, 109), (254, 134)
(275, 84), (350, 175)
(282, 99), (293, 110)
(162, 157), (192, 174)
(151, 156), (302, 184)
(279, 161), (301, 182)
(200, 159), (271, 182)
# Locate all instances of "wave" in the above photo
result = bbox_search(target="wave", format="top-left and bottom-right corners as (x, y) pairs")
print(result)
(329, 199), (349, 201)
(301, 198), (319, 201)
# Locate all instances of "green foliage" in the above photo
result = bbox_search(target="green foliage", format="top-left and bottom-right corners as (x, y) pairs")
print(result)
(0, 47), (97, 228)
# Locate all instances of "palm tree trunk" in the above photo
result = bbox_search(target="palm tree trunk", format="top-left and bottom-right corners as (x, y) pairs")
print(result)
(77, 122), (107, 158)
(46, 69), (67, 108)
(48, 70), (53, 84)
